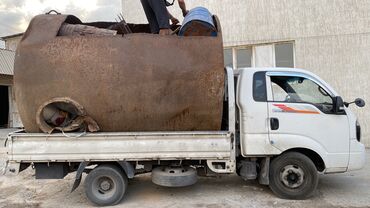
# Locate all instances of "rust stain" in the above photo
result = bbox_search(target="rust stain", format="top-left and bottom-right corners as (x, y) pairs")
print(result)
(170, 107), (191, 122)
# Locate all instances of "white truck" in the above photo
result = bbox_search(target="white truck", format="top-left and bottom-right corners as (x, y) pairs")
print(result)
(1, 67), (366, 206)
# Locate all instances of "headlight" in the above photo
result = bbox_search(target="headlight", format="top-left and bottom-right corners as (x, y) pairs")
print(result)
(356, 120), (361, 142)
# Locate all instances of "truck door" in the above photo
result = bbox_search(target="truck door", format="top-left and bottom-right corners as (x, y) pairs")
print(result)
(266, 72), (350, 170)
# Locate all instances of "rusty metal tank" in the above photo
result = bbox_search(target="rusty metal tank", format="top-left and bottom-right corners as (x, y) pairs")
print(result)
(14, 14), (225, 133)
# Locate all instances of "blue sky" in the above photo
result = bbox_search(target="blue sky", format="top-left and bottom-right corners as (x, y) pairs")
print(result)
(0, 0), (122, 48)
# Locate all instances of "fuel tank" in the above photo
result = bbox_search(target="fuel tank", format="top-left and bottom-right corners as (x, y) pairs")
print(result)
(14, 14), (225, 133)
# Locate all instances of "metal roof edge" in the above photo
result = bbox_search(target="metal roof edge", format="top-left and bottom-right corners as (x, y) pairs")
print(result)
(0, 33), (24, 40)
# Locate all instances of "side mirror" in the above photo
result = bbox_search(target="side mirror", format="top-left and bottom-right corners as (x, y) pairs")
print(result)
(344, 98), (366, 108)
(333, 96), (344, 113)
(355, 98), (366, 108)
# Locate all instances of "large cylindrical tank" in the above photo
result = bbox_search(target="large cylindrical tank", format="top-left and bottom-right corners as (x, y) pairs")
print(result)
(14, 14), (225, 133)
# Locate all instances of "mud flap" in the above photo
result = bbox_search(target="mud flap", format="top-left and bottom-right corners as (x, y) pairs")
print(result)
(118, 161), (135, 179)
(71, 162), (89, 192)
(258, 157), (270, 185)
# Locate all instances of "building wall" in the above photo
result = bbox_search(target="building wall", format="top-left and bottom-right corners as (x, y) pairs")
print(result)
(123, 0), (370, 146)
(8, 85), (22, 128)
(4, 36), (22, 51)
(295, 33), (370, 147)
(0, 74), (12, 86)
(1, 39), (23, 128)
(0, 75), (21, 128)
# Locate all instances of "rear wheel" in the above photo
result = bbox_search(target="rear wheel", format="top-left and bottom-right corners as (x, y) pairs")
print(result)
(84, 164), (128, 206)
(269, 152), (318, 199)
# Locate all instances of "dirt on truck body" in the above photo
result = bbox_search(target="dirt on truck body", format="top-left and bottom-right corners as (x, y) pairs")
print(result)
(14, 13), (225, 133)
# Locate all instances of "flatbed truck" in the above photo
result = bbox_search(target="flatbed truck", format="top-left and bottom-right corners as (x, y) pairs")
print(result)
(1, 67), (366, 206)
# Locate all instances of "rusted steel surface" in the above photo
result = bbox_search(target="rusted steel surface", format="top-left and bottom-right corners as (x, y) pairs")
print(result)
(58, 23), (117, 36)
(14, 14), (225, 133)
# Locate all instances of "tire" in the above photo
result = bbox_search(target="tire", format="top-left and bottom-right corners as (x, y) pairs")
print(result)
(269, 152), (318, 200)
(84, 164), (128, 206)
(152, 166), (198, 187)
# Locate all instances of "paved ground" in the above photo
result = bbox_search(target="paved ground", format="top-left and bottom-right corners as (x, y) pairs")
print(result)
(0, 129), (369, 208)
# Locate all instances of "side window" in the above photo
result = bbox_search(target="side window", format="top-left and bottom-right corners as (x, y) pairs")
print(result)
(270, 76), (334, 113)
(253, 72), (267, 102)
(271, 82), (288, 101)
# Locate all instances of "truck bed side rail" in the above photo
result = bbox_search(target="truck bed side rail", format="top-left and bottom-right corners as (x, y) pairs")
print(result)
(7, 131), (232, 162)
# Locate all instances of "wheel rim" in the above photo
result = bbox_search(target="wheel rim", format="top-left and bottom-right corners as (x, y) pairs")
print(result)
(92, 176), (117, 200)
(280, 165), (305, 189)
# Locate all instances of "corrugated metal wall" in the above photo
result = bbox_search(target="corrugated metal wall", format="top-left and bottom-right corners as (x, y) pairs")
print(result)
(122, 0), (370, 147)
(0, 49), (15, 75)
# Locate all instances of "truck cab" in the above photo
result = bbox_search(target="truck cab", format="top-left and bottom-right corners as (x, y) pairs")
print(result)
(236, 67), (366, 198)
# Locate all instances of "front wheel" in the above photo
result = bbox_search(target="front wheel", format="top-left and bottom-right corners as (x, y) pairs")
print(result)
(84, 164), (128, 206)
(269, 152), (318, 199)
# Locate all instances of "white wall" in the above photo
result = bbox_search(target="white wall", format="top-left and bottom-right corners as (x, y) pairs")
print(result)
(122, 0), (370, 146)
(0, 41), (5, 49)
(4, 36), (21, 51)
(8, 86), (22, 128)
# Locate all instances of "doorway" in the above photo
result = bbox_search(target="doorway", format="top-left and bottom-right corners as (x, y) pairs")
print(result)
(0, 86), (9, 128)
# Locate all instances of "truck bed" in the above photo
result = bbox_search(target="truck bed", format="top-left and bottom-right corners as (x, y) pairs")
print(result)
(5, 131), (232, 163)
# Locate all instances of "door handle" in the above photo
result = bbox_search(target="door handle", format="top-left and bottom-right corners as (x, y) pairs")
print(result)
(270, 118), (279, 130)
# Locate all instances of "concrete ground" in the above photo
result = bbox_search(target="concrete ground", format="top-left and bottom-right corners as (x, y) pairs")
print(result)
(0, 129), (369, 208)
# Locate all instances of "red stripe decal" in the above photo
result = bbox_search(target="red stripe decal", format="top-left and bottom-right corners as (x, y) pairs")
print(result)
(273, 104), (320, 114)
